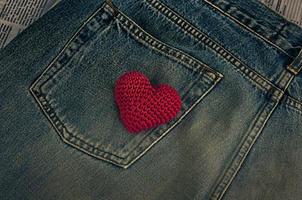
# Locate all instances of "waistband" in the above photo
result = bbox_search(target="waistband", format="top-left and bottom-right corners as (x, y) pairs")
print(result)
(203, 0), (302, 58)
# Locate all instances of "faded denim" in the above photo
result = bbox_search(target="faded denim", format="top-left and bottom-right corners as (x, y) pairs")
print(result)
(1, 0), (302, 199)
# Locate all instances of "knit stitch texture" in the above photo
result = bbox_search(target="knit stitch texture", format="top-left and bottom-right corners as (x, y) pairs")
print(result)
(114, 71), (182, 133)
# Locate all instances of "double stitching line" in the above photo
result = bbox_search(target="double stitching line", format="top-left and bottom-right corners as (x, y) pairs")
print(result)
(145, 0), (302, 114)
(209, 57), (300, 200)
(209, 100), (279, 200)
(143, 0), (302, 197)
(203, 0), (293, 58)
(29, 4), (135, 168)
(204, 1), (302, 196)
(284, 96), (302, 115)
(30, 0), (223, 169)
(103, 3), (223, 168)
(144, 0), (284, 101)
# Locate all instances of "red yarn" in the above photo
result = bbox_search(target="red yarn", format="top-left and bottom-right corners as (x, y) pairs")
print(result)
(114, 71), (182, 133)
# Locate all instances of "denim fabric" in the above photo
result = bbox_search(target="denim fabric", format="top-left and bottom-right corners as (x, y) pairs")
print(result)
(1, 0), (302, 199)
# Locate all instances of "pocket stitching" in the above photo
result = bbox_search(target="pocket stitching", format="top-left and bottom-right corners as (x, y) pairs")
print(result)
(112, 5), (222, 80)
(30, 2), (223, 168)
(121, 77), (221, 168)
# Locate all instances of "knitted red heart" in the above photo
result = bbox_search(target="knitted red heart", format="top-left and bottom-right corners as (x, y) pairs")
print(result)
(114, 71), (182, 134)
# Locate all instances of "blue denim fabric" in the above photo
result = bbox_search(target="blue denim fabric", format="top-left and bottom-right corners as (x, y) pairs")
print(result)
(1, 0), (302, 199)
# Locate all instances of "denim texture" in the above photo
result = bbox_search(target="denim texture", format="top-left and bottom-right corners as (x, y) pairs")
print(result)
(1, 0), (302, 199)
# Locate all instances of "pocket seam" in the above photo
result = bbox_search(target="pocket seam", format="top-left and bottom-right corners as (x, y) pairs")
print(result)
(121, 77), (221, 168)
(110, 5), (222, 80)
(29, 1), (223, 168)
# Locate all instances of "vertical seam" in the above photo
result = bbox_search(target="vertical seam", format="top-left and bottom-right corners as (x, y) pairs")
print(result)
(144, 0), (284, 101)
(209, 57), (298, 200)
(209, 100), (279, 200)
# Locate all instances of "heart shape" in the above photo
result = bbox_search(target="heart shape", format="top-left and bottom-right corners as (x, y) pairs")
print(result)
(114, 71), (182, 133)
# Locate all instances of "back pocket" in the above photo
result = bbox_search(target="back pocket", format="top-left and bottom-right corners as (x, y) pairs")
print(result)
(30, 1), (223, 168)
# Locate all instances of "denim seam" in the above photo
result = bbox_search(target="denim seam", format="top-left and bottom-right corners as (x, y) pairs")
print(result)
(209, 65), (297, 199)
(203, 0), (293, 58)
(35, 8), (109, 88)
(284, 96), (302, 115)
(29, 4), (130, 164)
(29, 3), (132, 167)
(30, 1), (223, 168)
(144, 0), (284, 101)
(144, 0), (302, 110)
(274, 62), (302, 111)
(31, 92), (126, 159)
(287, 50), (302, 75)
(209, 100), (279, 200)
(112, 7), (223, 79)
(106, 4), (223, 167)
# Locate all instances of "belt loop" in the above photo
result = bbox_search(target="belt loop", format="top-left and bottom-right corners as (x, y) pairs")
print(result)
(287, 49), (302, 75)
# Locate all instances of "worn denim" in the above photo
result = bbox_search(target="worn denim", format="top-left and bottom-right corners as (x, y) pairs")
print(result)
(1, 0), (302, 199)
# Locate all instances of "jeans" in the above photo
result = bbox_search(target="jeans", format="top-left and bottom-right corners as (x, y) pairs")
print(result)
(1, 0), (302, 199)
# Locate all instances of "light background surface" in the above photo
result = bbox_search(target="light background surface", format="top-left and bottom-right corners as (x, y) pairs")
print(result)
(259, 0), (302, 27)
